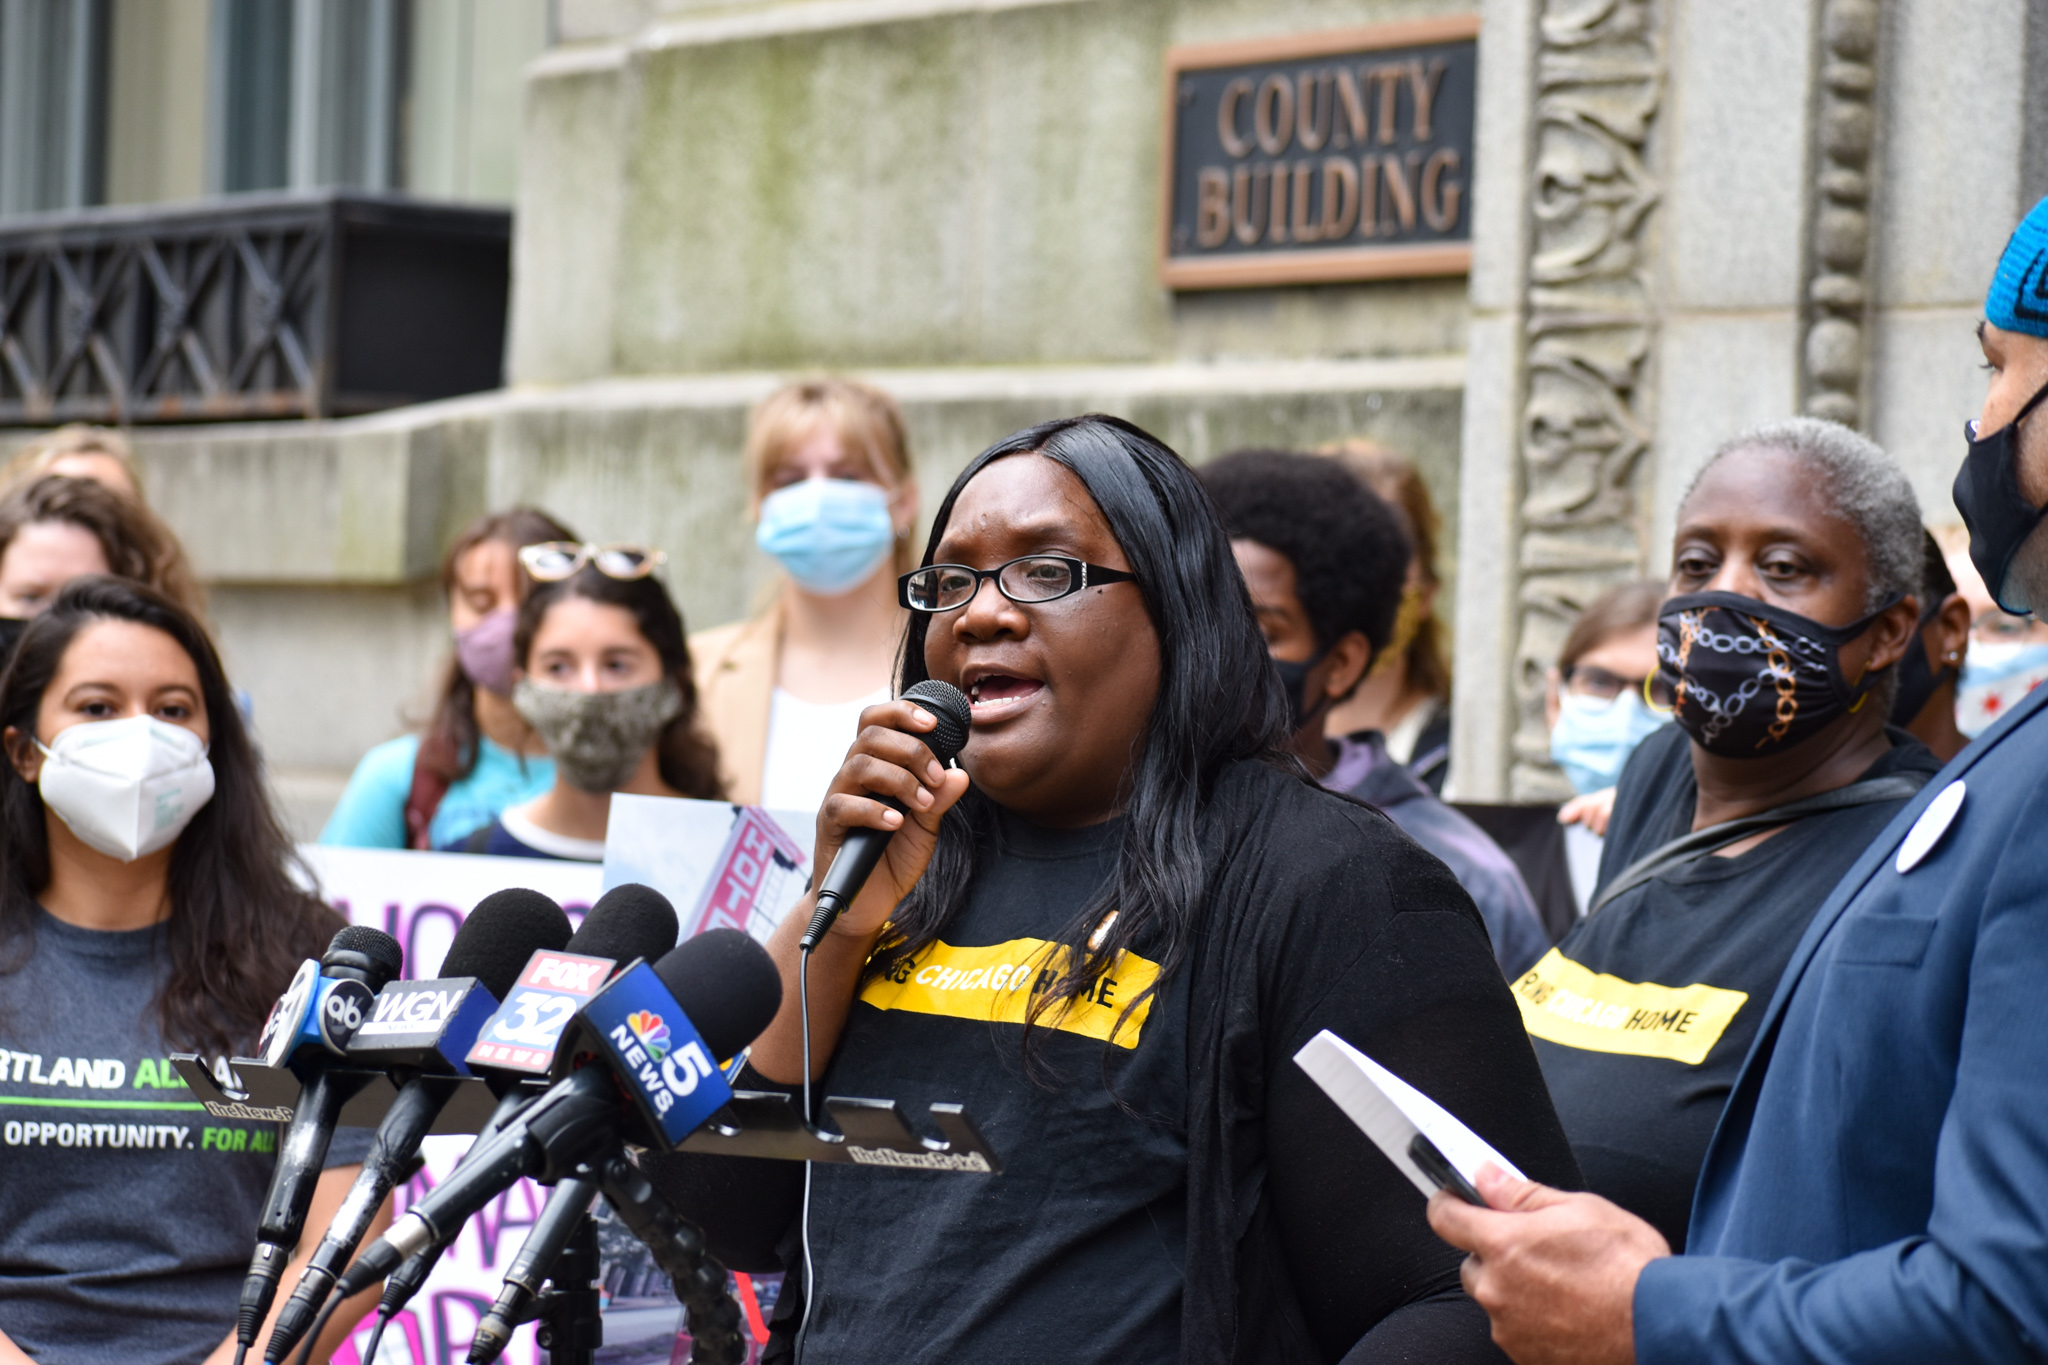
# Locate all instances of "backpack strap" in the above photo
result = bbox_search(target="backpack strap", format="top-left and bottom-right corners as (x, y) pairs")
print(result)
(1587, 773), (1928, 915)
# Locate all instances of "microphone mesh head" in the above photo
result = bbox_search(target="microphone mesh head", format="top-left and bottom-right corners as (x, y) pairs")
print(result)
(652, 929), (783, 1062)
(443, 889), (573, 1000)
(903, 679), (972, 763)
(327, 924), (404, 982)
(568, 883), (680, 967)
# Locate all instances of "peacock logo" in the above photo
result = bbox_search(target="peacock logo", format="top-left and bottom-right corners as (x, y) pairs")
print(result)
(626, 1010), (671, 1061)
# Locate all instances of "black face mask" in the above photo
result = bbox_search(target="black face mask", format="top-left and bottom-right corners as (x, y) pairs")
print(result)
(1954, 378), (2048, 614)
(1888, 601), (1955, 728)
(1272, 648), (1329, 734)
(1657, 591), (1897, 757)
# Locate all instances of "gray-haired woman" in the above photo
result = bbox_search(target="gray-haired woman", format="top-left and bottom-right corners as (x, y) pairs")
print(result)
(1518, 417), (1943, 1252)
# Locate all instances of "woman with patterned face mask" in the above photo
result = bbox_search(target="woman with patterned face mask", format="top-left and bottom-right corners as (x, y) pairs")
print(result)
(691, 378), (920, 813)
(447, 551), (723, 860)
(1518, 418), (1945, 1255)
(0, 578), (382, 1362)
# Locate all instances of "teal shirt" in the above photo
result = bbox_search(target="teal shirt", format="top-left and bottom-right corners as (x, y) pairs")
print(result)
(319, 734), (556, 850)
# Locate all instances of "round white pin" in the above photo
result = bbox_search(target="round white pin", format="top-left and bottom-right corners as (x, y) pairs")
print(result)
(1896, 779), (1966, 875)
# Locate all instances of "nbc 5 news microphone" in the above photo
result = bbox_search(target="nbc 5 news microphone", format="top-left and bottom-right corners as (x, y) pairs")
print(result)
(259, 889), (574, 1363)
(356, 885), (683, 1339)
(799, 679), (971, 950)
(232, 925), (404, 1361)
(334, 929), (781, 1300)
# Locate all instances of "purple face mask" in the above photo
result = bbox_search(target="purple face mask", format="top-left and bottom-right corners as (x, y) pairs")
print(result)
(455, 610), (518, 697)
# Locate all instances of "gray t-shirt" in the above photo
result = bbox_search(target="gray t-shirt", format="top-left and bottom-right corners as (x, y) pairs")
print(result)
(0, 909), (370, 1364)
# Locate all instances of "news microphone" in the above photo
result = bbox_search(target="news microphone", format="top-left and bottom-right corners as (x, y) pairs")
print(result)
(335, 929), (780, 1299)
(358, 885), (683, 1333)
(261, 890), (572, 1362)
(232, 926), (404, 1360)
(466, 1175), (601, 1364)
(799, 679), (971, 950)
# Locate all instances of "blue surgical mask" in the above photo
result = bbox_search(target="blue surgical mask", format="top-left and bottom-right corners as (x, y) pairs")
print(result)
(1956, 639), (2048, 737)
(755, 478), (896, 595)
(1549, 689), (1668, 794)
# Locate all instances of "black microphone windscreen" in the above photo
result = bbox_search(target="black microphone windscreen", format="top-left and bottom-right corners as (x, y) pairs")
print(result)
(442, 889), (573, 999)
(568, 883), (680, 967)
(653, 929), (782, 1062)
(328, 924), (404, 981)
(903, 679), (971, 763)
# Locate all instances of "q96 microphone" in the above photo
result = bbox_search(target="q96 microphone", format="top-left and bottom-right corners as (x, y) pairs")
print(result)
(799, 679), (971, 950)
(261, 890), (573, 1363)
(335, 929), (782, 1300)
(233, 926), (404, 1361)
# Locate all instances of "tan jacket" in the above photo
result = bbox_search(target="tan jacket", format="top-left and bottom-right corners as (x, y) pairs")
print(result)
(689, 598), (784, 805)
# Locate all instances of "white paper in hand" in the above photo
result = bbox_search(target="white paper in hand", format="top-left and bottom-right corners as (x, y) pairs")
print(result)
(1293, 1028), (1523, 1201)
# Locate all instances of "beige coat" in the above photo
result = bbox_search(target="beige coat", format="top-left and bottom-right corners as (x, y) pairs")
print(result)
(689, 599), (784, 805)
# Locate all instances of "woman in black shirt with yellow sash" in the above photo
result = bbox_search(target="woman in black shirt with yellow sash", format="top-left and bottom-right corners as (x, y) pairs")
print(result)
(653, 416), (1577, 1364)
(1519, 418), (1940, 1251)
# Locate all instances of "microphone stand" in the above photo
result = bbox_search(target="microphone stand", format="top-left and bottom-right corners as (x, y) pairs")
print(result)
(533, 1215), (603, 1365)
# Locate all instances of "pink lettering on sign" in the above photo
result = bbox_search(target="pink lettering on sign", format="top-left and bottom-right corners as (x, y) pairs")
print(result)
(688, 806), (809, 939)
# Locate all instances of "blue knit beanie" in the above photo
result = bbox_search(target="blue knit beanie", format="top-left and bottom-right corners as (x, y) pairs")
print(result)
(1986, 196), (2048, 337)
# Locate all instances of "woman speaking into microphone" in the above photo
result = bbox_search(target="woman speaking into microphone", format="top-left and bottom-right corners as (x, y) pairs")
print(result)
(660, 416), (1577, 1364)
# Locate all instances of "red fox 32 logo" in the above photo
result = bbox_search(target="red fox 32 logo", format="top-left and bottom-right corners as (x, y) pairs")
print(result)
(609, 1011), (712, 1118)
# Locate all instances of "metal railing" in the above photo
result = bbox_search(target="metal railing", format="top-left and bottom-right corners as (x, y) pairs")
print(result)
(0, 190), (510, 425)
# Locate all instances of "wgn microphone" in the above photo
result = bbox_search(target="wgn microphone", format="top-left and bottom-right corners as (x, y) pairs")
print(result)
(799, 679), (971, 950)
(231, 926), (404, 1365)
(356, 885), (683, 1344)
(260, 890), (573, 1362)
(335, 930), (782, 1300)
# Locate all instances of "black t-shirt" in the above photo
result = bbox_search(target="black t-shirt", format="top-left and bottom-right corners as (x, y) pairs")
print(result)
(1522, 724), (1939, 1249)
(649, 761), (1582, 1365)
(0, 909), (372, 1364)
(799, 811), (1190, 1363)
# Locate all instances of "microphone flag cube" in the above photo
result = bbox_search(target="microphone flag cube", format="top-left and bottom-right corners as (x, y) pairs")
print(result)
(347, 978), (501, 1075)
(466, 950), (616, 1075)
(574, 961), (733, 1148)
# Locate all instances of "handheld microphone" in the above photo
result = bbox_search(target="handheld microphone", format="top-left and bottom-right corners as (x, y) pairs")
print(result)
(261, 890), (573, 1362)
(336, 929), (779, 1299)
(359, 886), (683, 1333)
(233, 926), (404, 1360)
(799, 680), (971, 950)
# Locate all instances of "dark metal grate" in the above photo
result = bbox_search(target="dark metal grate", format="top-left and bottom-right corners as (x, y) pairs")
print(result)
(0, 190), (509, 425)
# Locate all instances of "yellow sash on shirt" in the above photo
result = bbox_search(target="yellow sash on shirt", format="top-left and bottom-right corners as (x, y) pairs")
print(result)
(1512, 948), (1748, 1065)
(860, 936), (1160, 1049)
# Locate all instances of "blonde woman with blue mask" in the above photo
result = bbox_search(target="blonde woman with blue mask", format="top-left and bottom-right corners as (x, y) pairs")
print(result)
(691, 379), (919, 811)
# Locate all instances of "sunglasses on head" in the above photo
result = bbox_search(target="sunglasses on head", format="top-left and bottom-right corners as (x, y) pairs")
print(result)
(517, 542), (667, 582)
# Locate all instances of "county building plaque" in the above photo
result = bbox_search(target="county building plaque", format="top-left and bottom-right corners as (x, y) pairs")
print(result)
(1159, 17), (1478, 289)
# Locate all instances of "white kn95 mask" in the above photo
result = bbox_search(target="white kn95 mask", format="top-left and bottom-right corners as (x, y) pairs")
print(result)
(36, 715), (216, 862)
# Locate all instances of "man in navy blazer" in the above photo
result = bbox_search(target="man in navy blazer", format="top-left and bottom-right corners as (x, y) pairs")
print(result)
(1428, 201), (2048, 1363)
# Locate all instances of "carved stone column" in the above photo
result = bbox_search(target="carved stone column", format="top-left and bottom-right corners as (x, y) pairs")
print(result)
(1492, 0), (1666, 801)
(1799, 0), (1881, 427)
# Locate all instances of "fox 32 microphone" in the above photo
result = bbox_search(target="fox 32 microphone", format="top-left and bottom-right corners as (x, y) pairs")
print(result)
(230, 925), (404, 1361)
(333, 929), (782, 1360)
(353, 884), (684, 1344)
(257, 888), (574, 1363)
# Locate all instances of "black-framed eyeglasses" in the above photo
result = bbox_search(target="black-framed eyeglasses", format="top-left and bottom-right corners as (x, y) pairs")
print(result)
(898, 556), (1138, 613)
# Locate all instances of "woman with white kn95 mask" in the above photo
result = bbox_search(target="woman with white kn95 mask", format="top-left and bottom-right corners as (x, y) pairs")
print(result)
(692, 378), (920, 813)
(0, 577), (380, 1365)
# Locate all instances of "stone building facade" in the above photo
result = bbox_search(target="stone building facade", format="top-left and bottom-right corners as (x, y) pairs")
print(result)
(3, 0), (2043, 829)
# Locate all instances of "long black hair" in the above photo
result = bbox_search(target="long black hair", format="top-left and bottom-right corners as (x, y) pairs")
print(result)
(872, 415), (1293, 1057)
(514, 565), (725, 799)
(0, 577), (342, 1056)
